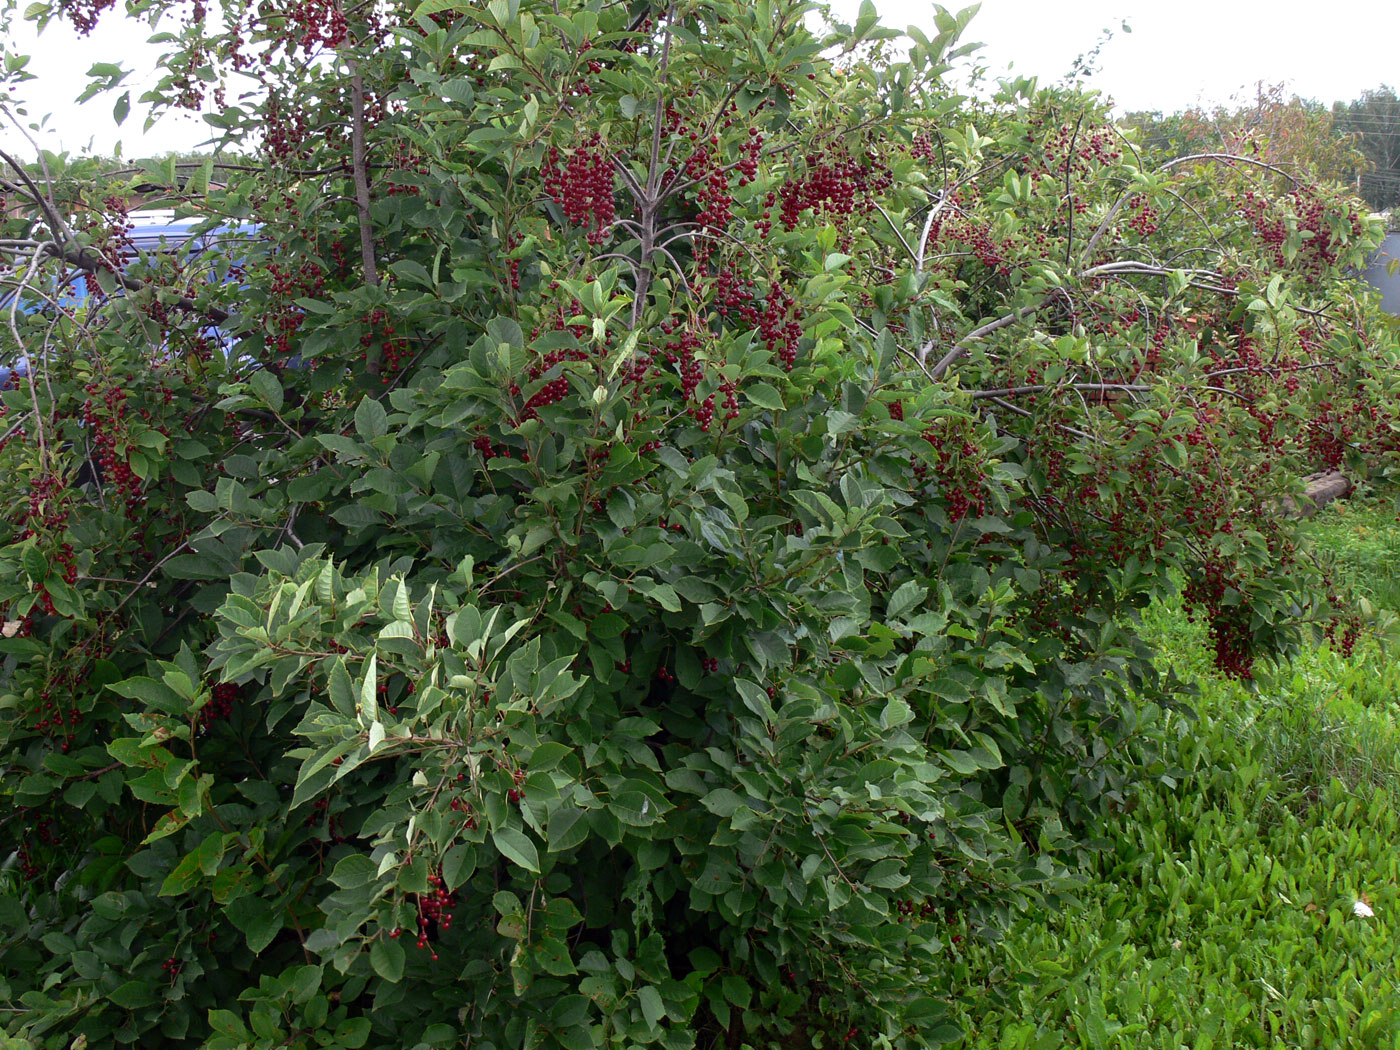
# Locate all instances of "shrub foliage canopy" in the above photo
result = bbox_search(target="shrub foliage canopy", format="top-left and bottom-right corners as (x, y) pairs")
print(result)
(0, 0), (1394, 1046)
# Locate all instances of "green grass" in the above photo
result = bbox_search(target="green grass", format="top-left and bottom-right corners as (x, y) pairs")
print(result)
(939, 494), (1400, 1050)
(1303, 485), (1400, 612)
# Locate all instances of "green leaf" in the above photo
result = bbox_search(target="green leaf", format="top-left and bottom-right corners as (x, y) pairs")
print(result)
(442, 843), (476, 891)
(492, 826), (540, 873)
(108, 979), (156, 1009)
(355, 396), (388, 441)
(535, 934), (577, 976)
(195, 832), (226, 876)
(249, 368), (284, 412)
(208, 1010), (249, 1039)
(1083, 1008), (1109, 1050)
(721, 974), (751, 1008)
(108, 676), (185, 715)
(370, 936), (406, 982)
(638, 985), (665, 1029)
(547, 806), (589, 853)
(746, 382), (785, 411)
(647, 583), (682, 612)
(335, 1017), (371, 1048)
(230, 897), (284, 954)
(290, 965), (322, 1004)
(887, 580), (927, 620)
(359, 653), (378, 725)
(21, 546), (47, 581)
(158, 852), (202, 897)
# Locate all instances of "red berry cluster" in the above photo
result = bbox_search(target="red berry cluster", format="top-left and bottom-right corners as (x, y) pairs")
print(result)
(289, 0), (348, 52)
(14, 631), (116, 746)
(689, 142), (731, 262)
(571, 38), (601, 95)
(169, 38), (214, 111)
(253, 0), (346, 56)
(515, 311), (595, 420)
(776, 150), (891, 231)
(505, 233), (522, 291)
(262, 255), (325, 356)
(410, 870), (455, 959)
(910, 132), (941, 164)
(917, 427), (987, 523)
(307, 796), (347, 841)
(522, 375), (572, 420)
(1183, 562), (1256, 679)
(201, 682), (240, 728)
(73, 196), (135, 280)
(543, 135), (617, 246)
(1125, 195), (1159, 237)
(81, 382), (144, 510)
(649, 319), (738, 432)
(938, 213), (1012, 275)
(893, 896), (937, 920)
(17, 472), (77, 616)
(506, 766), (526, 803)
(1322, 613), (1361, 658)
(359, 308), (411, 380)
(662, 326), (704, 404)
(1236, 186), (1362, 279)
(263, 94), (310, 161)
(712, 265), (760, 327)
(759, 282), (803, 370)
(448, 794), (478, 831)
(57, 0), (116, 34)
(383, 141), (430, 198)
(1026, 117), (1122, 180)
(328, 237), (351, 278)
(1304, 402), (1349, 471)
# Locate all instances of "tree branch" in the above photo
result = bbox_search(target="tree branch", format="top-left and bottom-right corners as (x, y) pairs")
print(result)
(929, 298), (1052, 381)
(347, 59), (382, 371)
(967, 382), (1148, 400)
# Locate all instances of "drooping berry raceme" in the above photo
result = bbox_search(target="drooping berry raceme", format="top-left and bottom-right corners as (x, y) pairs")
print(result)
(412, 869), (456, 960)
(777, 148), (892, 231)
(57, 0), (117, 34)
(759, 282), (803, 371)
(543, 134), (617, 246)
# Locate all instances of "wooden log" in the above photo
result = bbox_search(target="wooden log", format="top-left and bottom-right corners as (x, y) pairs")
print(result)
(1283, 471), (1352, 519)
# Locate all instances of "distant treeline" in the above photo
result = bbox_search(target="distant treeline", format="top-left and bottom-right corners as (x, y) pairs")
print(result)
(1123, 84), (1400, 211)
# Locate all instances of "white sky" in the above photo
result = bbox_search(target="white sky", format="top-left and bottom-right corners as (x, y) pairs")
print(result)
(0, 0), (1396, 158)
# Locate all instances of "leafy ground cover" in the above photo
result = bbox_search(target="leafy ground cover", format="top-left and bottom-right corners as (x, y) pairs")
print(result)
(943, 491), (1400, 1050)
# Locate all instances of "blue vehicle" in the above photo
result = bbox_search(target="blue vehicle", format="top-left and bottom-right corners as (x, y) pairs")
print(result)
(0, 211), (260, 384)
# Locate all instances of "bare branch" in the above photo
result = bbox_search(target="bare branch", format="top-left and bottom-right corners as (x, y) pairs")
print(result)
(968, 382), (1149, 400)
(929, 298), (1052, 380)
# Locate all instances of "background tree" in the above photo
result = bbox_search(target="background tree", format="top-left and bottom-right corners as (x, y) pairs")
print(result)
(0, 1), (1393, 1048)
(1334, 85), (1400, 210)
(1126, 83), (1368, 191)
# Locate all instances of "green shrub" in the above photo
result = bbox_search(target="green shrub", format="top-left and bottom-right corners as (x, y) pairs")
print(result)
(0, 0), (1394, 1046)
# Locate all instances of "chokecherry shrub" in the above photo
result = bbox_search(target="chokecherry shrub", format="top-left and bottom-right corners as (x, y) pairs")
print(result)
(0, 1), (1394, 1048)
